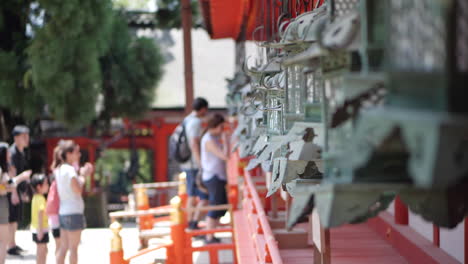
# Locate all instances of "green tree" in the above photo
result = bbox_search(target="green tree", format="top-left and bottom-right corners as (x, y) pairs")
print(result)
(27, 0), (113, 127)
(155, 0), (201, 29)
(0, 1), (165, 130)
(0, 0), (43, 122)
(100, 13), (164, 122)
(113, 0), (152, 10)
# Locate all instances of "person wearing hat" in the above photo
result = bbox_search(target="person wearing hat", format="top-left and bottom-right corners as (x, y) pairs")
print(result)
(7, 125), (32, 256)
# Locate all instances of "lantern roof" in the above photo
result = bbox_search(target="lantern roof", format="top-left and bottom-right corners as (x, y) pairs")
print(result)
(199, 0), (258, 40)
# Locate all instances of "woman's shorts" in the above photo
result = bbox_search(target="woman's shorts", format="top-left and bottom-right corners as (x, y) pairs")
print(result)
(59, 214), (86, 231)
(0, 195), (9, 224)
(184, 169), (209, 200)
(203, 176), (227, 219)
(7, 193), (22, 223)
(32, 233), (50, 244)
(52, 228), (60, 238)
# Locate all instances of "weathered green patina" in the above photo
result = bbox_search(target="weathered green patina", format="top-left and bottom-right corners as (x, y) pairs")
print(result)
(232, 0), (468, 229)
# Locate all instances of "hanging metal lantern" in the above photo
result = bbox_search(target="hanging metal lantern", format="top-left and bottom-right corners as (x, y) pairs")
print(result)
(266, 88), (284, 135)
(284, 64), (306, 130)
(304, 69), (324, 123)
(321, 52), (353, 157)
(329, 0), (360, 21)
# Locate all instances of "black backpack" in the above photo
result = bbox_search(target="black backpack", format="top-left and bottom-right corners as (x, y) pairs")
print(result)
(169, 121), (192, 163)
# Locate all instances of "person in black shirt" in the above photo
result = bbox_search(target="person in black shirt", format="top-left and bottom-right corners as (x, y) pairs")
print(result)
(7, 125), (31, 256)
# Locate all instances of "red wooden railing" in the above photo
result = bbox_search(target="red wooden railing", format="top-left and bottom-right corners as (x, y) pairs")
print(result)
(184, 227), (236, 264)
(243, 169), (283, 264)
(109, 178), (237, 264)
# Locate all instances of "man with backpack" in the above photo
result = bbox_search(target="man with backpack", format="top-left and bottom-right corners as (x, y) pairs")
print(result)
(171, 97), (209, 230)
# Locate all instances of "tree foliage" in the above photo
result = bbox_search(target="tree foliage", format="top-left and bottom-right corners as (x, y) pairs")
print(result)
(0, 0), (165, 129)
(100, 14), (164, 120)
(113, 0), (152, 10)
(95, 149), (153, 191)
(0, 0), (43, 120)
(27, 0), (112, 127)
(155, 0), (201, 29)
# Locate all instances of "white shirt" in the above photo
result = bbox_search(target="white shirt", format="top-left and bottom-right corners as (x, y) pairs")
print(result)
(180, 113), (203, 170)
(56, 164), (84, 215)
(201, 133), (226, 181)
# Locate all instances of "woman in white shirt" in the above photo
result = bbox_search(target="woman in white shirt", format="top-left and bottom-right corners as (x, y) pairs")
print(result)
(200, 114), (229, 244)
(55, 140), (92, 264)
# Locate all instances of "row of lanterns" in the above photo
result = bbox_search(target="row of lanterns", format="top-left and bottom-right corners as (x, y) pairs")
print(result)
(230, 0), (468, 229)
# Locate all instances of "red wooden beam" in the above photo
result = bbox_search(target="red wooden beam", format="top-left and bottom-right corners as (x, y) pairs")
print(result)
(244, 169), (283, 264)
(465, 218), (468, 264)
(87, 144), (96, 192)
(394, 196), (409, 225)
(45, 119), (178, 185)
(433, 225), (440, 247)
(181, 0), (194, 115)
(368, 212), (460, 264)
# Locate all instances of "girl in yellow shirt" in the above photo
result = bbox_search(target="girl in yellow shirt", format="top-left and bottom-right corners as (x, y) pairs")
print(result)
(30, 174), (49, 264)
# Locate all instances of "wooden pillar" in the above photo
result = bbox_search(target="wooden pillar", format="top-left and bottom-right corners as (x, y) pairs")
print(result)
(87, 144), (96, 192)
(312, 210), (331, 264)
(394, 196), (408, 225)
(181, 0), (194, 114)
(45, 138), (56, 173)
(170, 196), (186, 264)
(152, 122), (168, 183)
(110, 221), (125, 264)
(465, 218), (467, 264)
(433, 225), (440, 247)
(209, 249), (219, 264)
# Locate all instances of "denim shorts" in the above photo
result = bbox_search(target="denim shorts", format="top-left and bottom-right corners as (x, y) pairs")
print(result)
(59, 214), (86, 231)
(184, 169), (209, 200)
(0, 195), (9, 224)
(203, 176), (227, 219)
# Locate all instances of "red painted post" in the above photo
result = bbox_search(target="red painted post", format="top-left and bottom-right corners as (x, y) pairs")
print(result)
(166, 244), (175, 264)
(265, 244), (272, 263)
(394, 196), (409, 225)
(87, 144), (96, 192)
(178, 174), (188, 228)
(252, 203), (258, 214)
(152, 122), (167, 183)
(45, 138), (56, 173)
(110, 221), (125, 264)
(465, 218), (467, 264)
(170, 196), (186, 264)
(181, 0), (194, 115)
(209, 249), (219, 264)
(135, 188), (153, 231)
(244, 169), (283, 264)
(257, 218), (264, 234)
(433, 225), (440, 247)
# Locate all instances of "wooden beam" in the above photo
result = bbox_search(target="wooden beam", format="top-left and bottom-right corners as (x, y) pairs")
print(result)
(465, 218), (468, 264)
(181, 0), (194, 114)
(394, 196), (409, 225)
(433, 224), (440, 247)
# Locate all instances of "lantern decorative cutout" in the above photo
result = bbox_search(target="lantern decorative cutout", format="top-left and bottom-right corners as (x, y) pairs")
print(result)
(266, 88), (285, 136)
(329, 0), (360, 21)
(284, 64), (306, 130)
(304, 68), (324, 122)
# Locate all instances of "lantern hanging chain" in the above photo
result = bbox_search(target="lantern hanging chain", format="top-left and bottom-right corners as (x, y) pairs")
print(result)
(314, 0), (321, 9)
(256, 103), (283, 112)
(240, 90), (264, 116)
(252, 25), (266, 45)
